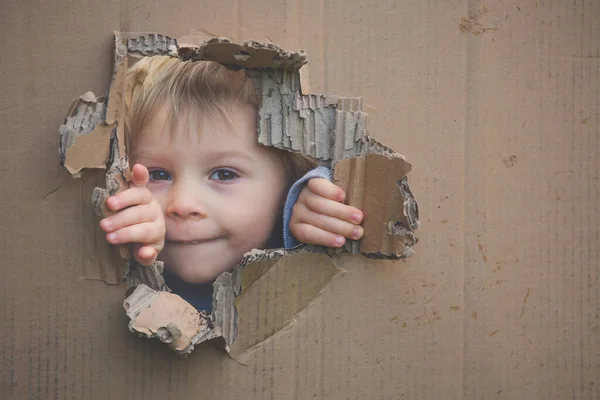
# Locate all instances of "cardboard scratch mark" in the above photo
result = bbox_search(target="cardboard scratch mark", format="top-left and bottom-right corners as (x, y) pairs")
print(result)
(502, 155), (518, 168)
(459, 6), (498, 35)
(519, 288), (532, 319)
(42, 180), (66, 201)
(492, 261), (503, 273)
(489, 329), (500, 337)
(554, 169), (575, 175)
(477, 241), (488, 263)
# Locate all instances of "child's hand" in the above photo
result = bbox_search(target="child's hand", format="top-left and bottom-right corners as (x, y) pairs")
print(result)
(99, 164), (166, 266)
(289, 178), (364, 248)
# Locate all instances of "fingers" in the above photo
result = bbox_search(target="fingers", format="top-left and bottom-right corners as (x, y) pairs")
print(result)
(99, 203), (159, 233)
(290, 222), (347, 248)
(99, 167), (165, 266)
(291, 202), (363, 246)
(290, 179), (366, 248)
(104, 222), (164, 246)
(307, 178), (345, 202)
(134, 245), (158, 266)
(131, 164), (149, 187)
(298, 184), (364, 225)
(106, 186), (154, 212)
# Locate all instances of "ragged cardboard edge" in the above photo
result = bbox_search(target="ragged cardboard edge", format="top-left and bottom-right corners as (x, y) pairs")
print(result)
(124, 285), (216, 354)
(126, 32), (177, 56)
(231, 256), (348, 365)
(105, 33), (128, 160)
(177, 37), (308, 71)
(60, 31), (419, 357)
(228, 251), (344, 362)
(334, 155), (419, 256)
(58, 92), (113, 177)
(124, 247), (339, 357)
(59, 31), (309, 177)
(248, 69), (398, 164)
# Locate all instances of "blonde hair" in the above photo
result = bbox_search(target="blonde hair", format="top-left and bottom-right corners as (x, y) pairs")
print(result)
(124, 55), (317, 184)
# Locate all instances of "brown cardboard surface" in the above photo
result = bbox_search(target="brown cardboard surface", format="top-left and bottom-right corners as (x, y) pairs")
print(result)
(1, 1), (599, 399)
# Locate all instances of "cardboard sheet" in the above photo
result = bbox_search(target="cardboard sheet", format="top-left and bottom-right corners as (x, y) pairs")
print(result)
(2, 1), (599, 398)
(58, 32), (419, 357)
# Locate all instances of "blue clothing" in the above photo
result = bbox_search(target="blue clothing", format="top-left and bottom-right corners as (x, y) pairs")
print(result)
(171, 165), (332, 313)
(164, 272), (214, 312)
(282, 165), (333, 248)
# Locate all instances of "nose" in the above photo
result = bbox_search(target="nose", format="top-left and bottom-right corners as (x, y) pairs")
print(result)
(165, 181), (208, 220)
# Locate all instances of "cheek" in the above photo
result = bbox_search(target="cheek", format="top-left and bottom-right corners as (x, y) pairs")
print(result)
(224, 182), (286, 241)
(147, 188), (169, 214)
(248, 176), (287, 213)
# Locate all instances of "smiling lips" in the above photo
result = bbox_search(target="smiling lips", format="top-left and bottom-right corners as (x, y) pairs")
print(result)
(167, 238), (222, 245)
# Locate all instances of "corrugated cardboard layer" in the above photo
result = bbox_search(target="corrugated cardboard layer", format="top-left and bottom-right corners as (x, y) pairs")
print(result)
(58, 92), (112, 176)
(124, 285), (212, 353)
(1, 0), (599, 398)
(334, 155), (418, 256)
(127, 32), (177, 56)
(250, 69), (397, 164)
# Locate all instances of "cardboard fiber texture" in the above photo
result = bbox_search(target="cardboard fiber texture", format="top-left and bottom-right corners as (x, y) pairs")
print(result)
(1, 1), (599, 399)
(59, 31), (419, 356)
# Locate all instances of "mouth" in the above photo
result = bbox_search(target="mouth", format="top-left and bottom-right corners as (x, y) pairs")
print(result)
(166, 238), (222, 245)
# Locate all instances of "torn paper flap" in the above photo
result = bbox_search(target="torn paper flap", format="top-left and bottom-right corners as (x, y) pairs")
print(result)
(228, 251), (342, 362)
(178, 38), (307, 71)
(59, 92), (113, 177)
(124, 285), (215, 354)
(248, 69), (398, 164)
(90, 141), (133, 263)
(334, 154), (418, 257)
(124, 32), (177, 57)
(125, 261), (168, 292)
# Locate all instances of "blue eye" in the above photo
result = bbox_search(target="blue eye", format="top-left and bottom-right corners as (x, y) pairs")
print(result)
(148, 169), (172, 181)
(209, 169), (238, 182)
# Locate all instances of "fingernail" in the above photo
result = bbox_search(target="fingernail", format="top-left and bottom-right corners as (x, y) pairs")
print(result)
(352, 227), (363, 240)
(334, 236), (345, 246)
(108, 198), (119, 210)
(101, 219), (112, 230)
(351, 213), (363, 223)
(107, 233), (118, 243)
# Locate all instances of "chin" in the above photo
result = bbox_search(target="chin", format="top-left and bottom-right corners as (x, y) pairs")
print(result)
(160, 252), (238, 284)
(167, 263), (224, 284)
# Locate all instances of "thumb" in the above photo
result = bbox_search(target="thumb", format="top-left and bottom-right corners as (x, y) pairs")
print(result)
(131, 164), (149, 187)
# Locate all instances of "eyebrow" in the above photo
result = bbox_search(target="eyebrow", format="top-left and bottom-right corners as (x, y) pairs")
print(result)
(130, 150), (257, 164)
(129, 150), (165, 162)
(207, 151), (256, 164)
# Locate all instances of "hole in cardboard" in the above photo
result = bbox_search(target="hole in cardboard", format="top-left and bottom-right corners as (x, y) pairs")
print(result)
(58, 31), (419, 360)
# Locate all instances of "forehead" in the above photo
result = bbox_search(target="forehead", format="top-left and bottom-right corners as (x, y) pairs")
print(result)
(135, 102), (258, 146)
(130, 102), (287, 174)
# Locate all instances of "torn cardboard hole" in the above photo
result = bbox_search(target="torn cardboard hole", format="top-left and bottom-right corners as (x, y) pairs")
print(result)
(58, 31), (419, 359)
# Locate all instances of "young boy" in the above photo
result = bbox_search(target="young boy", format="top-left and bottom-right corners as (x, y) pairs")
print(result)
(99, 56), (364, 310)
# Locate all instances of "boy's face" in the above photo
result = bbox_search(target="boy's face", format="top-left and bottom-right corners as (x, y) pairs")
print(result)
(131, 104), (287, 283)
